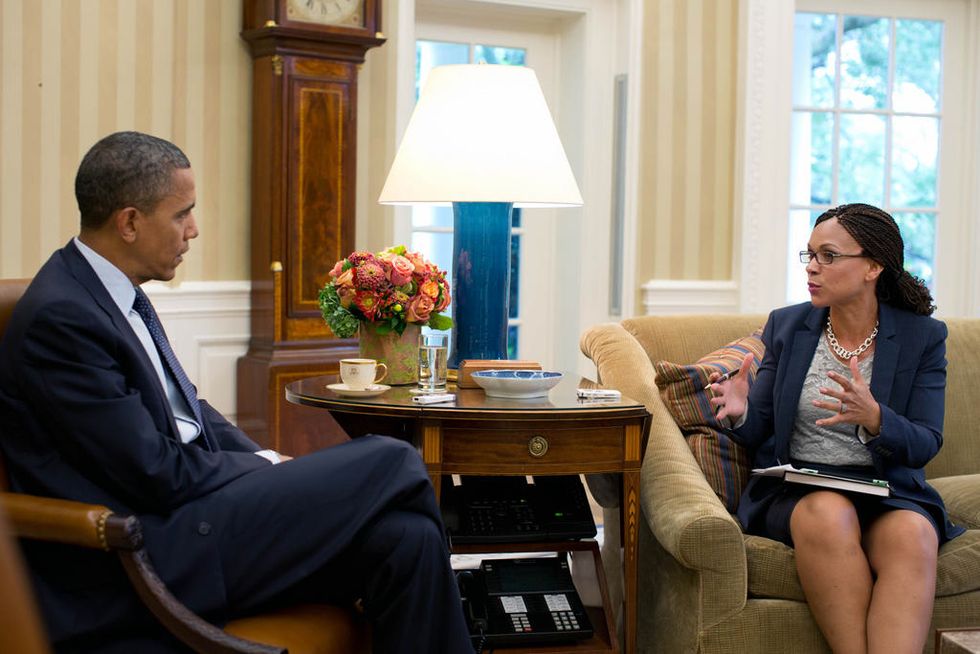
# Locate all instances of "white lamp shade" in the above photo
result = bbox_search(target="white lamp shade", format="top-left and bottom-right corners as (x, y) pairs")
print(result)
(378, 64), (583, 207)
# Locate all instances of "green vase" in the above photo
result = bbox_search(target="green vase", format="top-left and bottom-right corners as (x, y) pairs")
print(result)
(358, 323), (420, 385)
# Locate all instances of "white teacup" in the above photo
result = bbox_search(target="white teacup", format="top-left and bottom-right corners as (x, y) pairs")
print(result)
(339, 358), (388, 390)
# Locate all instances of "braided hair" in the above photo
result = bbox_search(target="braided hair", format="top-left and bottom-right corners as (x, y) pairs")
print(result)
(814, 203), (935, 316)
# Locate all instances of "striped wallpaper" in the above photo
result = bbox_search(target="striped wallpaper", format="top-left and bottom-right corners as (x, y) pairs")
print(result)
(636, 0), (739, 282)
(0, 0), (252, 281)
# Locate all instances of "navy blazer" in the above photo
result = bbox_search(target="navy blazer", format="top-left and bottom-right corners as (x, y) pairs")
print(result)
(0, 241), (271, 639)
(733, 302), (964, 542)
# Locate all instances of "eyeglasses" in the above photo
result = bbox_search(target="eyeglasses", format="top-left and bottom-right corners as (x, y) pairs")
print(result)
(799, 250), (866, 265)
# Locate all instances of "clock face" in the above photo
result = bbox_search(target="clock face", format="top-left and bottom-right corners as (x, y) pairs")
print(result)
(286, 0), (364, 27)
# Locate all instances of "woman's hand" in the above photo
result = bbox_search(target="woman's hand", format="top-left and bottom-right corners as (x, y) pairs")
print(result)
(707, 353), (754, 422)
(813, 356), (882, 435)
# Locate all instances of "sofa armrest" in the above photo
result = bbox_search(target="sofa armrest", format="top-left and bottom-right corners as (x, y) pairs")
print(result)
(582, 323), (748, 622)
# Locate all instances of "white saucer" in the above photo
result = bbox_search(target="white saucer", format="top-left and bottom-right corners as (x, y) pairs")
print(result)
(327, 383), (391, 398)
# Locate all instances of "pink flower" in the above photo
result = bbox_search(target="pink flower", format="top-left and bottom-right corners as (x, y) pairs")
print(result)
(329, 259), (345, 278)
(405, 251), (428, 273)
(406, 293), (435, 323)
(388, 255), (414, 286)
(355, 261), (388, 291)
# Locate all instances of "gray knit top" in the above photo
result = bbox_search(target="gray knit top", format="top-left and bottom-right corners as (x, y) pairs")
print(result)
(789, 336), (874, 466)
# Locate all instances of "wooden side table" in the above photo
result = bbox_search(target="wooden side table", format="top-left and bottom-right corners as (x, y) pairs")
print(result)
(286, 375), (650, 654)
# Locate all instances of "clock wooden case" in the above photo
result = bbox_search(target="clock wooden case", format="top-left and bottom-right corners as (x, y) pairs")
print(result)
(237, 0), (384, 455)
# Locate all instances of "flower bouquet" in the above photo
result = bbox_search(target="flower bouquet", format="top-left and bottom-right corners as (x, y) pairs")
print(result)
(319, 245), (453, 383)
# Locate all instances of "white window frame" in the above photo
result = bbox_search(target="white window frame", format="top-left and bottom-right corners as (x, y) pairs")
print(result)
(737, 0), (980, 317)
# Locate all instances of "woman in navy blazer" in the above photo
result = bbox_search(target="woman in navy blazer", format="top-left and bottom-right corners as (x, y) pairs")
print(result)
(709, 204), (963, 654)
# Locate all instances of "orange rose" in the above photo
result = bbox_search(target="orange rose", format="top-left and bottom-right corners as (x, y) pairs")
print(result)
(406, 293), (435, 323)
(420, 279), (440, 299)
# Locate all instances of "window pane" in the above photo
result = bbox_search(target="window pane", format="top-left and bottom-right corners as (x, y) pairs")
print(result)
(790, 111), (834, 205)
(416, 40), (469, 99)
(839, 113), (885, 205)
(894, 20), (943, 113)
(891, 116), (939, 208)
(793, 13), (836, 108)
(840, 16), (890, 110)
(509, 234), (520, 319)
(474, 45), (526, 66)
(411, 205), (454, 228)
(507, 325), (519, 360)
(892, 211), (935, 287)
(511, 208), (522, 228)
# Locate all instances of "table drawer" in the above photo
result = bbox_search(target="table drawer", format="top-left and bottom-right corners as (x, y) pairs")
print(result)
(441, 425), (625, 471)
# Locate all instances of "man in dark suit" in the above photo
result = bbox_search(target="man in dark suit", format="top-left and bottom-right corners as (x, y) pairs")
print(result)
(0, 131), (472, 653)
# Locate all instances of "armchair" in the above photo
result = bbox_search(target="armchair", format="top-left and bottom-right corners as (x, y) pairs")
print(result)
(0, 278), (369, 654)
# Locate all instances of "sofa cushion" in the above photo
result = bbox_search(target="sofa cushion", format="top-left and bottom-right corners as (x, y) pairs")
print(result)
(654, 330), (764, 512)
(745, 528), (980, 600)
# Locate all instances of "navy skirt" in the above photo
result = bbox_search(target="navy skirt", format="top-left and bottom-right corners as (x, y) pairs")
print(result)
(756, 460), (944, 547)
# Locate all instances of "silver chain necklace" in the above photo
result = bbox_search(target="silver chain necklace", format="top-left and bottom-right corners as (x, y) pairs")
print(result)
(826, 318), (879, 360)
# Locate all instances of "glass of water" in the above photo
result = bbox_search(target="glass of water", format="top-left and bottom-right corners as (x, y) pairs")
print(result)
(418, 332), (449, 393)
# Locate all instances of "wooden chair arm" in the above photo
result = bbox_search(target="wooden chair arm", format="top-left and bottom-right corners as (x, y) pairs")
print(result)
(0, 492), (283, 654)
(0, 492), (140, 551)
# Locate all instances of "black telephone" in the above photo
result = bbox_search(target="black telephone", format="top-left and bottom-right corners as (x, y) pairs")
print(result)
(457, 556), (593, 649)
(441, 475), (597, 544)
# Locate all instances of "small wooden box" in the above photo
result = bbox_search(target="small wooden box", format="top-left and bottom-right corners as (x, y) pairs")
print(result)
(457, 359), (542, 388)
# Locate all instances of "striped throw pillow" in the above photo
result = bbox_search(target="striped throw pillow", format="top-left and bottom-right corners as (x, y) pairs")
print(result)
(654, 330), (764, 513)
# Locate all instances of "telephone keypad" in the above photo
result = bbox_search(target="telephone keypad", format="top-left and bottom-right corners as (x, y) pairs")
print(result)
(553, 610), (580, 631)
(510, 614), (532, 632)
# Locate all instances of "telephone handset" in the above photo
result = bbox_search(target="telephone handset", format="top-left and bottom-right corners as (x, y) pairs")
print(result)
(456, 556), (593, 649)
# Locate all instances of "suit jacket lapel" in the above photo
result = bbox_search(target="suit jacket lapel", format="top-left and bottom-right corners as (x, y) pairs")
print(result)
(870, 303), (898, 404)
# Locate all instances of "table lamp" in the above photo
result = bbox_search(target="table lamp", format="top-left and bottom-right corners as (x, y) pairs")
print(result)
(379, 64), (583, 367)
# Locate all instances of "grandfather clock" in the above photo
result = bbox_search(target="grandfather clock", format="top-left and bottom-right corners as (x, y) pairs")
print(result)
(237, 0), (385, 454)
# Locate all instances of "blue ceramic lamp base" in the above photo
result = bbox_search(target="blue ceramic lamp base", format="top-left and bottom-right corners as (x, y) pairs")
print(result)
(449, 201), (513, 368)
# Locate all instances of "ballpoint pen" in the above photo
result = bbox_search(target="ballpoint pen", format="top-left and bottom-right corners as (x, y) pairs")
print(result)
(703, 369), (738, 390)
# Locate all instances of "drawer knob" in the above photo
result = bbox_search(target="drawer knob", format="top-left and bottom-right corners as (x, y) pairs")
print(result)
(528, 435), (549, 457)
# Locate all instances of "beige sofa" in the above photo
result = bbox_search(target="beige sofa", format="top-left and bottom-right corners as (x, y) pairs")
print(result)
(581, 315), (980, 654)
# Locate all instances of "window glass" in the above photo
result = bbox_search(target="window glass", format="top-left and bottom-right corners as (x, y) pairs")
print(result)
(790, 111), (834, 206)
(839, 16), (890, 110)
(474, 45), (526, 66)
(838, 113), (886, 206)
(891, 116), (938, 207)
(894, 20), (942, 113)
(793, 13), (836, 108)
(509, 231), (521, 319)
(892, 211), (936, 284)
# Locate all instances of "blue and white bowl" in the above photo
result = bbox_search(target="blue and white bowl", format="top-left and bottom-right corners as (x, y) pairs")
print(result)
(471, 370), (563, 399)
